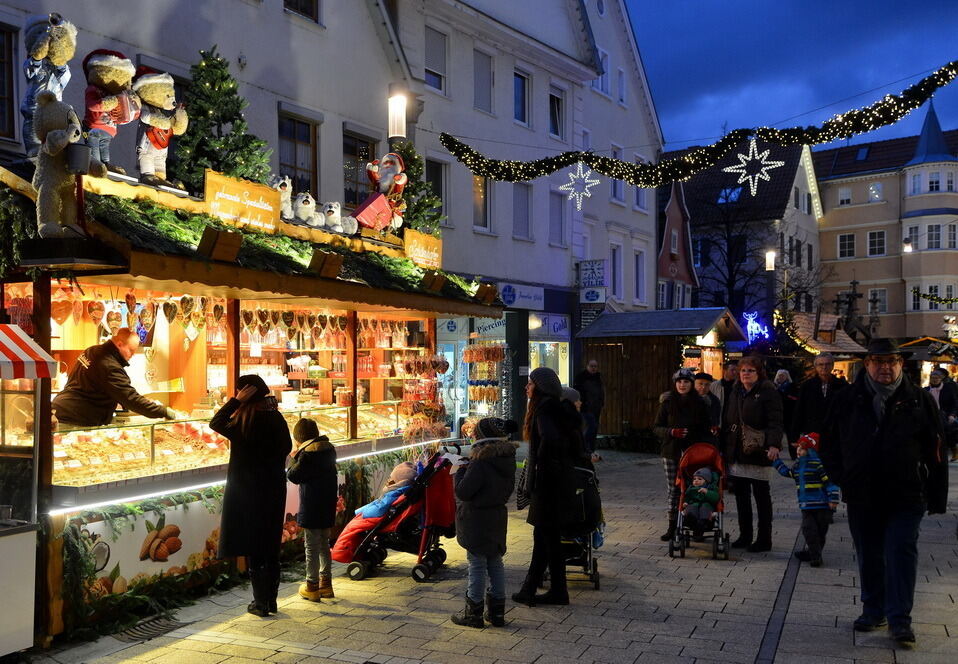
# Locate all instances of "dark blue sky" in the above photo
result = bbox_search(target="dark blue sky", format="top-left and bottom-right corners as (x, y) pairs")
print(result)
(626, 0), (958, 151)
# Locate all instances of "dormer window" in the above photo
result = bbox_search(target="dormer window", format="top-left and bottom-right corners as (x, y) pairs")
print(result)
(718, 186), (741, 204)
(856, 146), (869, 161)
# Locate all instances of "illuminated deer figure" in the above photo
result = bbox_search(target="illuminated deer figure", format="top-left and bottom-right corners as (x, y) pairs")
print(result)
(744, 312), (770, 345)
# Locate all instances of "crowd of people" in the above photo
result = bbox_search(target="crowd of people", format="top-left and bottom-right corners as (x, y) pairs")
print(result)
(652, 342), (950, 647)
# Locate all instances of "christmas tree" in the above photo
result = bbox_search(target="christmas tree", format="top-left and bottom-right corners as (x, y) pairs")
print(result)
(169, 46), (272, 193)
(392, 141), (445, 236)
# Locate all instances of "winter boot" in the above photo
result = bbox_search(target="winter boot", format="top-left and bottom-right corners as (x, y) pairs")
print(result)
(318, 574), (335, 599)
(485, 593), (506, 627)
(747, 527), (773, 553)
(298, 580), (322, 602)
(451, 595), (484, 628)
(659, 516), (677, 542)
(266, 560), (280, 613)
(246, 567), (270, 617)
(511, 577), (537, 607)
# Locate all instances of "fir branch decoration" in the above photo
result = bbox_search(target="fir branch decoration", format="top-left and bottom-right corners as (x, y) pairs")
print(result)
(0, 184), (37, 278)
(392, 141), (445, 236)
(169, 46), (272, 194)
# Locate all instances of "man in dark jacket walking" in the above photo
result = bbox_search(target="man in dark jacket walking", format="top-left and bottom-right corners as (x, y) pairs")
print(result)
(573, 359), (604, 455)
(925, 368), (958, 462)
(820, 340), (948, 647)
(792, 353), (848, 457)
(52, 328), (176, 426)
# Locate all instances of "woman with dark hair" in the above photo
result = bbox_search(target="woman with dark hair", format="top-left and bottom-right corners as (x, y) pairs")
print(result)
(722, 356), (783, 552)
(210, 375), (292, 616)
(653, 368), (711, 542)
(512, 367), (580, 607)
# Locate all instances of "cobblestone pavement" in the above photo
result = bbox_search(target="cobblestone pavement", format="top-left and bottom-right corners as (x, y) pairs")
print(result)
(32, 450), (958, 664)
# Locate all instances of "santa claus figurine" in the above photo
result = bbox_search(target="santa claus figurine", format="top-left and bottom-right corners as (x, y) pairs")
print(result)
(366, 152), (407, 230)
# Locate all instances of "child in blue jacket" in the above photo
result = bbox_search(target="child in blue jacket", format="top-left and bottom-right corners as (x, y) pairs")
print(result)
(773, 432), (839, 567)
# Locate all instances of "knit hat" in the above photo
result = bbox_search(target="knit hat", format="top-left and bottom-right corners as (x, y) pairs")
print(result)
(694, 372), (713, 382)
(672, 368), (695, 383)
(693, 467), (713, 482)
(561, 386), (581, 403)
(529, 367), (562, 398)
(797, 432), (820, 451)
(82, 49), (135, 78)
(236, 374), (270, 401)
(132, 67), (173, 92)
(475, 417), (518, 439)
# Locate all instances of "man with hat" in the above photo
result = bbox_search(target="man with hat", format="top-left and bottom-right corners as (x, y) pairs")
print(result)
(820, 339), (948, 647)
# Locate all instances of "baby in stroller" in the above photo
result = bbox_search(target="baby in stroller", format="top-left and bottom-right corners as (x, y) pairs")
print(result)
(683, 467), (719, 542)
(670, 442), (730, 559)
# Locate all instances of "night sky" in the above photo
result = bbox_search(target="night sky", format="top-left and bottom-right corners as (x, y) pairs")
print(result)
(626, 0), (958, 152)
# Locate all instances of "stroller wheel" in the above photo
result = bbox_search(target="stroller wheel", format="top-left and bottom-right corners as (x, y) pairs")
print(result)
(668, 540), (676, 558)
(346, 561), (368, 581)
(722, 533), (731, 561)
(372, 547), (387, 565)
(678, 539), (686, 558)
(712, 535), (719, 560)
(592, 559), (600, 590)
(434, 547), (447, 565)
(411, 563), (431, 583)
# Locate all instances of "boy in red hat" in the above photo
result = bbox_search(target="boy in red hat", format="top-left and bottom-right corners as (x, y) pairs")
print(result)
(773, 433), (839, 566)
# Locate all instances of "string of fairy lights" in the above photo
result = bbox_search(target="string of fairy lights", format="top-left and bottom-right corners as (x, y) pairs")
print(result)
(440, 57), (958, 188)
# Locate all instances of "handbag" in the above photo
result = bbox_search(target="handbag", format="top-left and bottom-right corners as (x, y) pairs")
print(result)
(516, 462), (530, 510)
(737, 395), (765, 455)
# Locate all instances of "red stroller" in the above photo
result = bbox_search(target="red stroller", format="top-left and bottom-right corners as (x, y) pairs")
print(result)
(669, 443), (730, 560)
(332, 452), (456, 582)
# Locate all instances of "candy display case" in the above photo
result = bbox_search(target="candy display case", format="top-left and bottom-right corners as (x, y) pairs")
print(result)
(356, 401), (402, 439)
(280, 404), (350, 443)
(0, 382), (35, 451)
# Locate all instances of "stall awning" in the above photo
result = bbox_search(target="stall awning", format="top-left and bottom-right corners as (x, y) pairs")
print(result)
(577, 308), (745, 341)
(0, 325), (56, 379)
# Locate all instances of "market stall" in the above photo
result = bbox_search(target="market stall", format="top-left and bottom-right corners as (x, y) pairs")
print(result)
(787, 312), (864, 382)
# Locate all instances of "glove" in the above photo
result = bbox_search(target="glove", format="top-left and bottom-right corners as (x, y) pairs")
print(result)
(670, 428), (688, 439)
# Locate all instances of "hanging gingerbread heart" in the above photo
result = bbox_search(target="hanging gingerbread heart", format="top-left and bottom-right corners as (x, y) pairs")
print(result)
(51, 300), (73, 325)
(192, 310), (206, 329)
(127, 312), (138, 330)
(138, 306), (155, 331)
(241, 309), (255, 330)
(296, 312), (307, 330)
(338, 316), (348, 331)
(179, 295), (194, 318)
(281, 310), (295, 329)
(72, 298), (83, 324)
(257, 309), (269, 325)
(287, 327), (297, 342)
(257, 323), (269, 338)
(270, 310), (280, 326)
(311, 325), (322, 341)
(212, 303), (225, 324)
(307, 314), (317, 329)
(125, 291), (137, 313)
(162, 301), (178, 323)
(199, 296), (210, 313)
(87, 301), (105, 325)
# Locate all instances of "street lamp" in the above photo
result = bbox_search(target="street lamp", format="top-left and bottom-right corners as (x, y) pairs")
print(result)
(765, 250), (777, 272)
(903, 237), (913, 253)
(387, 83), (407, 144)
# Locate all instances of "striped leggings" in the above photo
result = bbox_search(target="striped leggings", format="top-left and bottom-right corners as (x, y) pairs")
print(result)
(662, 456), (679, 519)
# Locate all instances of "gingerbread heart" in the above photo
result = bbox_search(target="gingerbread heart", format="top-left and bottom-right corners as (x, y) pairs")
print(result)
(51, 300), (73, 325)
(257, 323), (269, 338)
(281, 311), (295, 329)
(296, 313), (307, 330)
(179, 295), (194, 318)
(72, 299), (83, 324)
(127, 312), (138, 330)
(212, 303), (225, 323)
(125, 291), (137, 313)
(287, 327), (298, 342)
(257, 309), (269, 325)
(307, 314), (317, 329)
(270, 310), (280, 326)
(199, 296), (209, 313)
(162, 301), (178, 323)
(87, 301), (105, 324)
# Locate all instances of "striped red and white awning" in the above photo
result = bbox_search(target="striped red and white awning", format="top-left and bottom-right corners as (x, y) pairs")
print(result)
(0, 325), (57, 380)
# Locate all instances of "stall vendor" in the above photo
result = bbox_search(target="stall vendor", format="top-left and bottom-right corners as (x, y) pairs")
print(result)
(52, 328), (176, 426)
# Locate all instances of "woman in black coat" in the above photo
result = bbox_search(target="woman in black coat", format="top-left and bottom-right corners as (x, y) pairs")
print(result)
(210, 374), (292, 617)
(722, 356), (783, 552)
(513, 367), (581, 607)
(653, 368), (712, 542)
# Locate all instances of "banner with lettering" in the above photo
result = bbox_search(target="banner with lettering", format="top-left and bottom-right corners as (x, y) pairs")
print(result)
(404, 228), (443, 269)
(205, 170), (279, 233)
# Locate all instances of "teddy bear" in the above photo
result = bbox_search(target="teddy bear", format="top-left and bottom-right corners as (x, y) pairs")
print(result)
(31, 90), (107, 238)
(132, 67), (188, 188)
(366, 151), (407, 230)
(292, 192), (319, 226)
(82, 49), (140, 174)
(20, 13), (77, 159)
(319, 201), (359, 235)
(269, 174), (293, 219)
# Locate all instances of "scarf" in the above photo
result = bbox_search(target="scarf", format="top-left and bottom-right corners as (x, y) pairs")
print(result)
(864, 372), (903, 420)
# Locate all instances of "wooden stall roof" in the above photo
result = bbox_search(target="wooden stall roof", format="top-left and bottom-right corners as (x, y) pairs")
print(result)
(789, 312), (866, 356)
(577, 308), (745, 341)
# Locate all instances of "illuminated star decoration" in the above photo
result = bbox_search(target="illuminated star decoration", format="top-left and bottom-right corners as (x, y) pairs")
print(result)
(722, 138), (785, 196)
(559, 162), (602, 210)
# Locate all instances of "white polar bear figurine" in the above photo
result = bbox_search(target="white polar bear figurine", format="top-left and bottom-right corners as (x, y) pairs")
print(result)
(320, 201), (359, 235)
(270, 174), (293, 219)
(293, 192), (322, 227)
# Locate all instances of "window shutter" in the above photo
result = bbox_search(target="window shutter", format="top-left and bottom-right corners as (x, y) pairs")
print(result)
(425, 28), (446, 76)
(474, 50), (492, 112)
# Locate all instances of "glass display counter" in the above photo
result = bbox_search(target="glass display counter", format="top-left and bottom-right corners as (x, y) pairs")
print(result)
(0, 383), (35, 451)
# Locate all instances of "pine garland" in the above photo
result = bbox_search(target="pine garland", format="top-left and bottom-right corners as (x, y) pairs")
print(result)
(441, 57), (958, 187)
(0, 184), (37, 278)
(912, 287), (958, 305)
(392, 140), (445, 236)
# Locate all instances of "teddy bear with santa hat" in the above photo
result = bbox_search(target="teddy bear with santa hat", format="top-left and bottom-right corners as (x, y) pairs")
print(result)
(366, 151), (407, 230)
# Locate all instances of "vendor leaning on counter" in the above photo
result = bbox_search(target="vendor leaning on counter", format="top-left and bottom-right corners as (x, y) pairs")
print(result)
(52, 328), (177, 427)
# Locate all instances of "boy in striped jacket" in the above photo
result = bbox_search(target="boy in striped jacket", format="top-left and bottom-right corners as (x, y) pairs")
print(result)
(773, 433), (839, 567)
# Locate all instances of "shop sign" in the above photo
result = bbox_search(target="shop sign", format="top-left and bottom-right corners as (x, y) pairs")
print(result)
(475, 317), (507, 338)
(529, 314), (571, 341)
(445, 319), (458, 333)
(404, 228), (443, 269)
(498, 282), (544, 310)
(579, 287), (606, 304)
(205, 170), (279, 233)
(579, 260), (606, 288)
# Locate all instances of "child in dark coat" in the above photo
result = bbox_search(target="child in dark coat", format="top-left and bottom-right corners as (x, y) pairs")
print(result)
(287, 418), (338, 601)
(683, 467), (719, 541)
(451, 417), (519, 629)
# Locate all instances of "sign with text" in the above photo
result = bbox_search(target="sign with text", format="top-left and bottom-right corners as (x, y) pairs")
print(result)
(579, 287), (606, 304)
(578, 260), (606, 288)
(404, 228), (443, 269)
(205, 170), (279, 233)
(498, 282), (544, 310)
(529, 313), (571, 341)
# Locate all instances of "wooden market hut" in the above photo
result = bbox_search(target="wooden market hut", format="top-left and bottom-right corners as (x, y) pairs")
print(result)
(577, 308), (744, 435)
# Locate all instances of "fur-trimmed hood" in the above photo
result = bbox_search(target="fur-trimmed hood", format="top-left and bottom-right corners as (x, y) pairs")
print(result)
(471, 437), (520, 460)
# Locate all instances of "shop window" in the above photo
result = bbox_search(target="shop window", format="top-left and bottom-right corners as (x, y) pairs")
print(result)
(634, 250), (646, 303)
(867, 230), (885, 257)
(838, 233), (855, 258)
(514, 70), (529, 124)
(869, 288), (887, 314)
(284, 0), (321, 22)
(592, 49), (609, 95)
(424, 159), (446, 221)
(838, 187), (851, 206)
(549, 85), (564, 139)
(549, 191), (565, 245)
(512, 183), (531, 239)
(0, 27), (13, 139)
(473, 49), (493, 113)
(425, 27), (446, 92)
(610, 144), (624, 201)
(928, 224), (941, 249)
(473, 175), (491, 230)
(278, 115), (317, 196)
(343, 132), (375, 211)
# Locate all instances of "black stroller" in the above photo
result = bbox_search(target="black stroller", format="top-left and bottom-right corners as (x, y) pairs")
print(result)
(544, 464), (602, 589)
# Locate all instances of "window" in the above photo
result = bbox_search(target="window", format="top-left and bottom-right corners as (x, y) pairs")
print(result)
(838, 187), (851, 206)
(869, 182), (883, 202)
(929, 285), (940, 310)
(907, 225), (919, 244)
(284, 0), (320, 22)
(693, 238), (710, 267)
(806, 192), (812, 214)
(869, 288), (888, 314)
(911, 173), (921, 195)
(473, 175), (491, 230)
(616, 69), (626, 104)
(793, 187), (800, 209)
(867, 230), (886, 257)
(657, 281), (668, 309)
(0, 27), (13, 139)
(513, 71), (529, 124)
(581, 128), (591, 151)
(949, 223), (957, 249)
(948, 172), (955, 192)
(549, 192), (565, 245)
(548, 86), (564, 139)
(856, 146), (869, 160)
(807, 243), (813, 270)
(424, 159), (446, 222)
(670, 229), (679, 254)
(838, 233), (855, 258)
(634, 251), (646, 303)
(342, 132), (374, 210)
(633, 157), (647, 209)
(610, 145), (624, 201)
(928, 224), (942, 249)
(592, 49), (609, 95)
(948, 285), (955, 304)
(279, 115), (317, 196)
(473, 50), (493, 113)
(609, 244), (622, 299)
(929, 171), (941, 192)
(674, 283), (683, 309)
(425, 27), (446, 92)
(912, 287), (922, 311)
(718, 186), (741, 204)
(512, 183), (531, 239)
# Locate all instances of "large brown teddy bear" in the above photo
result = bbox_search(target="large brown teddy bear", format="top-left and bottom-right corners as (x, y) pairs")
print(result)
(21, 13), (77, 158)
(82, 49), (139, 174)
(32, 90), (106, 238)
(132, 69), (188, 188)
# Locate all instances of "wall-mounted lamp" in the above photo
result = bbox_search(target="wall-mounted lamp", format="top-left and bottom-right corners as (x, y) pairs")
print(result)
(765, 250), (777, 271)
(388, 83), (407, 140)
(903, 238), (913, 253)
